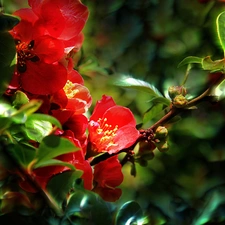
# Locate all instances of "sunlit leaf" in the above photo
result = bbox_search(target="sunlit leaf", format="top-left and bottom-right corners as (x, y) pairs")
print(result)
(202, 56), (225, 72)
(46, 170), (83, 209)
(110, 75), (163, 96)
(25, 119), (52, 142)
(24, 113), (62, 142)
(34, 135), (80, 166)
(65, 189), (113, 225)
(34, 158), (75, 170)
(27, 113), (62, 129)
(216, 11), (225, 52)
(178, 56), (202, 68)
(12, 91), (29, 109)
(116, 201), (144, 225)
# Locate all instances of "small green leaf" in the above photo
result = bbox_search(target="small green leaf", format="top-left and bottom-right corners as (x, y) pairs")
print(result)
(116, 201), (144, 225)
(25, 113), (62, 142)
(34, 158), (75, 170)
(25, 119), (52, 142)
(143, 103), (167, 125)
(110, 75), (163, 96)
(178, 56), (203, 68)
(27, 113), (62, 129)
(35, 135), (80, 165)
(202, 56), (225, 72)
(12, 91), (29, 108)
(46, 170), (83, 209)
(216, 11), (225, 52)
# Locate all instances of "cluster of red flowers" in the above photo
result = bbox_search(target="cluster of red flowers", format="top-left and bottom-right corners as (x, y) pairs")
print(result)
(7, 0), (140, 202)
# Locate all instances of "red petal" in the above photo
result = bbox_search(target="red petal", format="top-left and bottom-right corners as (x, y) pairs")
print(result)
(68, 70), (84, 85)
(10, 19), (35, 42)
(64, 33), (84, 52)
(113, 126), (140, 152)
(21, 61), (67, 95)
(51, 89), (68, 109)
(44, 0), (89, 40)
(34, 36), (65, 63)
(90, 95), (116, 121)
(103, 105), (137, 128)
(94, 156), (123, 187)
(65, 84), (92, 114)
(13, 8), (38, 25)
(93, 187), (122, 202)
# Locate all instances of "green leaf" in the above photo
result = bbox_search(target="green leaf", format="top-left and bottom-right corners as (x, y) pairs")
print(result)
(25, 119), (52, 142)
(27, 113), (62, 129)
(115, 201), (144, 225)
(0, 102), (17, 117)
(34, 158), (75, 170)
(0, 117), (12, 132)
(201, 56), (225, 72)
(34, 135), (80, 166)
(216, 11), (225, 52)
(110, 75), (163, 96)
(65, 190), (113, 225)
(15, 99), (43, 117)
(12, 91), (29, 108)
(143, 97), (170, 125)
(46, 170), (83, 210)
(25, 113), (61, 142)
(178, 56), (203, 68)
(7, 143), (36, 169)
(0, 14), (20, 32)
(0, 32), (17, 94)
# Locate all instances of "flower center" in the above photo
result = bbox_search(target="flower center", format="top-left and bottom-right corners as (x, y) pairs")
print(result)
(90, 118), (119, 151)
(15, 39), (40, 73)
(63, 80), (79, 98)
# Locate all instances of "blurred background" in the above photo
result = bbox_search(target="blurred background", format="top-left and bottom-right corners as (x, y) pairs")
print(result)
(4, 0), (225, 224)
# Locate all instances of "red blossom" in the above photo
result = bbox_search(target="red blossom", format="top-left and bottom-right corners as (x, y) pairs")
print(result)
(88, 95), (140, 154)
(93, 156), (123, 202)
(9, 0), (89, 95)
(28, 0), (89, 42)
(51, 70), (92, 114)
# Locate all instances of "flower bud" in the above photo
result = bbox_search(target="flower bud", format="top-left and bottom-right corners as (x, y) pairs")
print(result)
(168, 86), (187, 99)
(172, 94), (188, 108)
(155, 126), (168, 139)
(155, 140), (169, 152)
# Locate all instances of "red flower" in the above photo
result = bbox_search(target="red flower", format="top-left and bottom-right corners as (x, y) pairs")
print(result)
(88, 95), (140, 154)
(10, 9), (67, 94)
(93, 156), (123, 202)
(28, 0), (88, 42)
(10, 0), (88, 95)
(51, 69), (92, 114)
